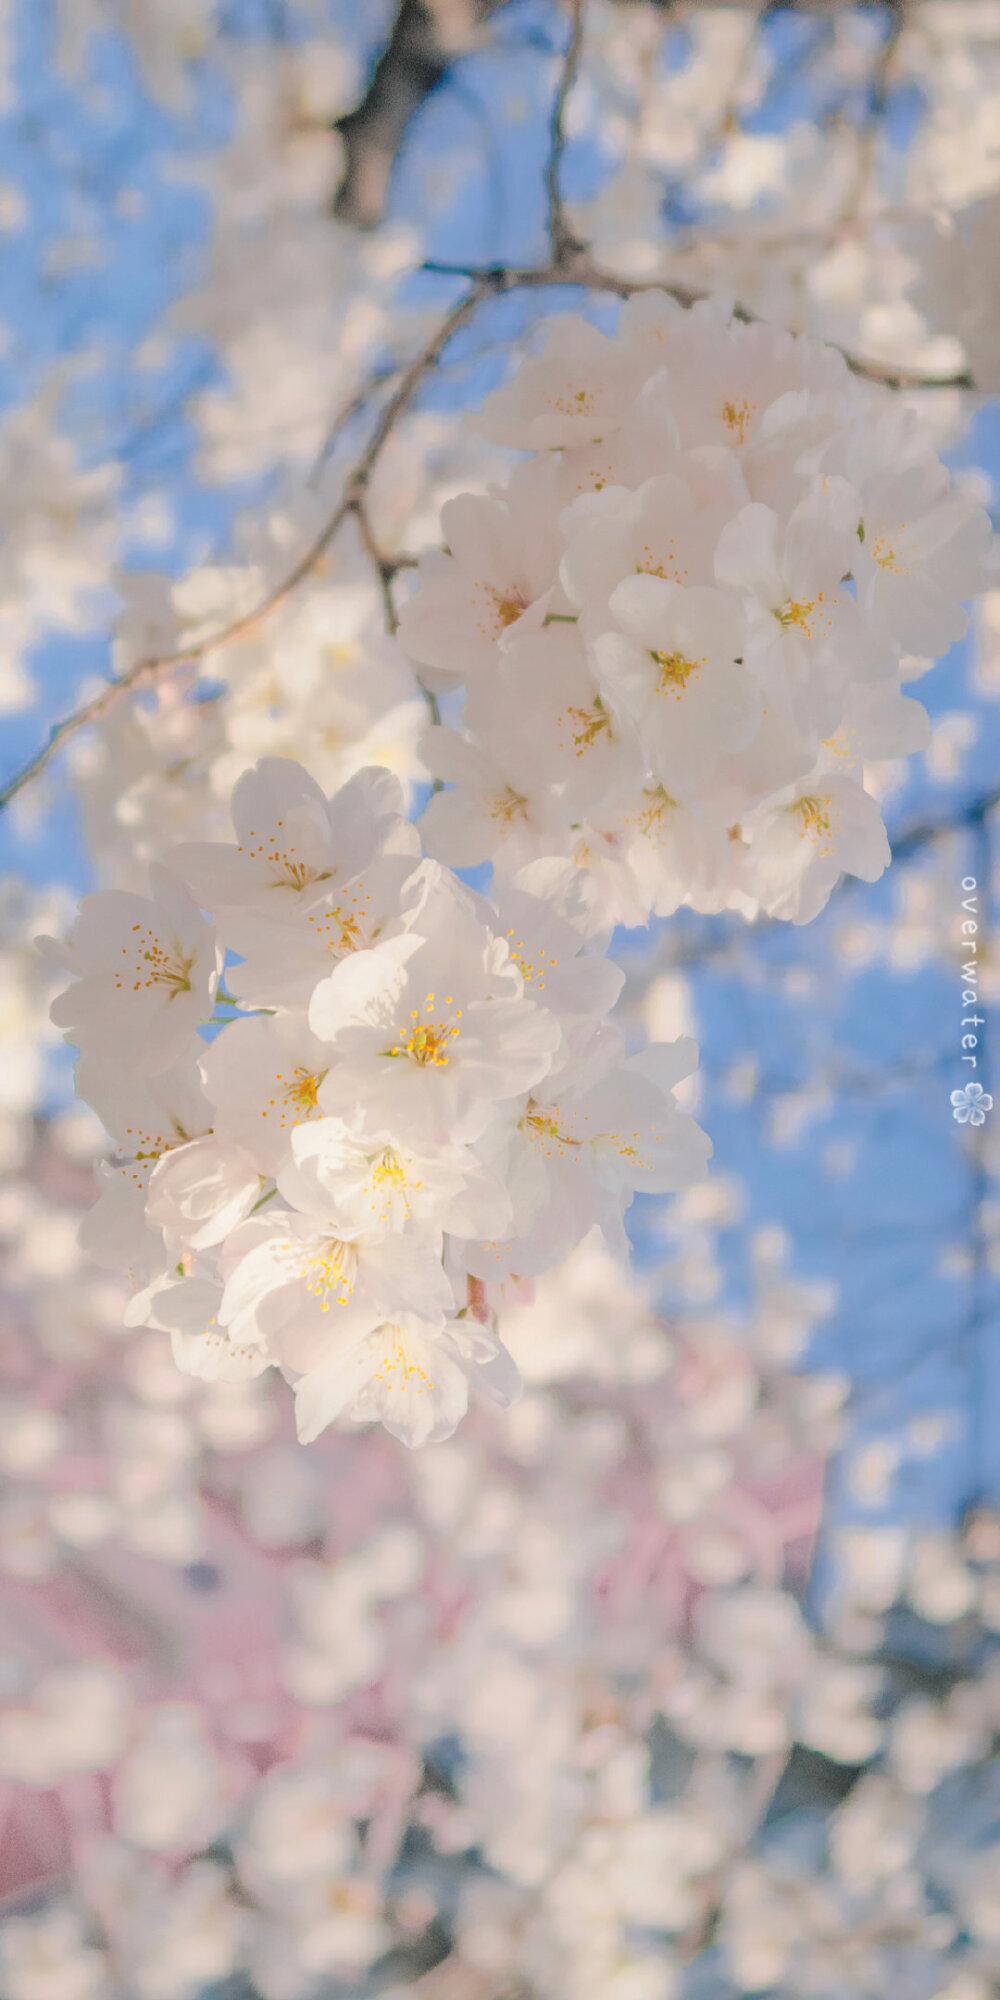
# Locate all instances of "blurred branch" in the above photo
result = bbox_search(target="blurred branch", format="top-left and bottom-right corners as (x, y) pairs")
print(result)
(547, 0), (587, 264)
(889, 784), (1000, 861)
(836, 0), (908, 229)
(333, 0), (503, 226)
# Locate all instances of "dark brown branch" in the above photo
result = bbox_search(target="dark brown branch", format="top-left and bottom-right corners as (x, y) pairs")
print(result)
(333, 0), (502, 227)
(546, 0), (587, 263)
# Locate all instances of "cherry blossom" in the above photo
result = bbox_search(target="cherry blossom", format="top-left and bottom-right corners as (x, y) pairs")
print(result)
(172, 757), (417, 925)
(458, 1037), (710, 1280)
(293, 1311), (522, 1448)
(395, 460), (564, 689)
(144, 1138), (264, 1253)
(278, 1115), (513, 1241)
(594, 575), (760, 796)
(198, 1010), (336, 1174)
(474, 314), (642, 450)
(42, 871), (220, 1075)
(741, 771), (892, 924)
(852, 455), (994, 657)
(217, 1209), (455, 1376)
(713, 485), (882, 736)
(397, 295), (992, 936)
(559, 458), (748, 616)
(418, 719), (570, 873)
(309, 862), (562, 1146)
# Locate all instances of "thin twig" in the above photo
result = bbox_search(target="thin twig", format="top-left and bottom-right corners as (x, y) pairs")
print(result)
(836, 0), (908, 231)
(0, 278), (489, 811)
(306, 357), (404, 488)
(351, 489), (401, 633)
(418, 255), (976, 389)
(546, 0), (587, 264)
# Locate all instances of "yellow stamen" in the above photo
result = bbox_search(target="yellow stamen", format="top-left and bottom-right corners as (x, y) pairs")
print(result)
(722, 397), (756, 445)
(652, 649), (701, 696)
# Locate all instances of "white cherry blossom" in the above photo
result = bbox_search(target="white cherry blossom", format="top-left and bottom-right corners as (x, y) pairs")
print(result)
(198, 1009), (336, 1173)
(488, 858), (625, 1028)
(292, 1310), (521, 1448)
(42, 868), (220, 1074)
(818, 681), (931, 773)
(278, 1115), (513, 1241)
(741, 771), (891, 923)
(595, 786), (730, 919)
(553, 375), (683, 504)
(621, 298), (846, 464)
(560, 457), (748, 619)
(419, 720), (571, 874)
(852, 457), (993, 656)
(124, 1270), (269, 1382)
(396, 459), (564, 689)
(594, 575), (760, 796)
(714, 485), (882, 736)
(223, 850), (419, 1011)
(76, 1057), (213, 1280)
(172, 757), (416, 921)
(491, 624), (645, 821)
(459, 1037), (710, 1280)
(218, 1208), (455, 1375)
(310, 863), (561, 1145)
(475, 314), (641, 451)
(144, 1135), (263, 1251)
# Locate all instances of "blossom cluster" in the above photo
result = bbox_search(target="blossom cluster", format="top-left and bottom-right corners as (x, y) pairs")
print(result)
(402, 294), (992, 929)
(43, 757), (710, 1448)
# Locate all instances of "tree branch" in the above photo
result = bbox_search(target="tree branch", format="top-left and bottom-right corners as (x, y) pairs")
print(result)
(351, 490), (403, 633)
(0, 279), (490, 812)
(546, 0), (587, 264)
(333, 0), (502, 227)
(418, 254), (976, 389)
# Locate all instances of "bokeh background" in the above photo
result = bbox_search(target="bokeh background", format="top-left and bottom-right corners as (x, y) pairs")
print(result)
(1, 3), (999, 1995)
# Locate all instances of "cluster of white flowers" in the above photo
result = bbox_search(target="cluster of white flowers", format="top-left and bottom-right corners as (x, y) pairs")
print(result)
(44, 756), (710, 1447)
(403, 293), (992, 930)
